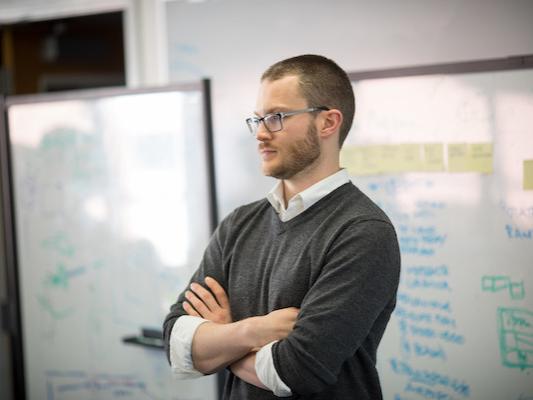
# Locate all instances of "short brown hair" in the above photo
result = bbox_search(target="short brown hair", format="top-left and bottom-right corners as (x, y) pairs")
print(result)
(261, 54), (355, 148)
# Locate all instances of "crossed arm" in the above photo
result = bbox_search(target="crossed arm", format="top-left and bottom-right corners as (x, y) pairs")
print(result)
(181, 276), (298, 389)
(166, 218), (400, 397)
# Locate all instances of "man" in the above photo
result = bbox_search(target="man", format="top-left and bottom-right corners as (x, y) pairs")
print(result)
(163, 54), (400, 399)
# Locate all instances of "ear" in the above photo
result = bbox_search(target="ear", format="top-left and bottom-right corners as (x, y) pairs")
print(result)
(318, 109), (343, 140)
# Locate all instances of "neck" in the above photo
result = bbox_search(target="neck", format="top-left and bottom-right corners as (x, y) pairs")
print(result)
(282, 159), (340, 206)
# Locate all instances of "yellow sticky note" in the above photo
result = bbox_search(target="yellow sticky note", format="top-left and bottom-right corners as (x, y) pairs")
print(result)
(447, 143), (469, 172)
(524, 160), (533, 190)
(447, 142), (493, 173)
(469, 143), (493, 173)
(340, 147), (357, 174)
(421, 143), (445, 172)
(379, 145), (399, 173)
(341, 146), (381, 176)
(375, 144), (421, 173)
(397, 143), (422, 172)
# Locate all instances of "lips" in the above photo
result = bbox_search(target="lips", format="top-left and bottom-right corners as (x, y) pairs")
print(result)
(259, 146), (277, 160)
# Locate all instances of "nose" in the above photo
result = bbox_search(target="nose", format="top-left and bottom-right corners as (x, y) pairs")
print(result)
(255, 123), (273, 142)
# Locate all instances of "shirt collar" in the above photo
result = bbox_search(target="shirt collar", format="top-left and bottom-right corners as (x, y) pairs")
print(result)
(267, 169), (350, 219)
(266, 180), (287, 214)
(298, 169), (350, 210)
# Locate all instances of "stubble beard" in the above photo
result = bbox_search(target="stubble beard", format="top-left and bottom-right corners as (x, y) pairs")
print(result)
(264, 123), (321, 180)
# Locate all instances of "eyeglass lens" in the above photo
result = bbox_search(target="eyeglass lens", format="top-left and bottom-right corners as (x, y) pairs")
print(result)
(263, 114), (282, 132)
(246, 114), (282, 135)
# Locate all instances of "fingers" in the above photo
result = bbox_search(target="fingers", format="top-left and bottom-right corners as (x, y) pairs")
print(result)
(183, 301), (201, 317)
(184, 289), (212, 317)
(205, 276), (230, 308)
(189, 282), (219, 312)
(182, 277), (233, 324)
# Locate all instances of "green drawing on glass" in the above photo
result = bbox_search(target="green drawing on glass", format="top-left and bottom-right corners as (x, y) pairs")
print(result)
(40, 128), (77, 150)
(41, 232), (75, 257)
(37, 294), (74, 320)
(482, 275), (525, 300)
(45, 263), (69, 289)
(497, 307), (533, 370)
(44, 263), (87, 290)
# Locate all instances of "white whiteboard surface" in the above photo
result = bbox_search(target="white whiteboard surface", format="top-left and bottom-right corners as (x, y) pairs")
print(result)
(343, 68), (533, 400)
(7, 87), (217, 400)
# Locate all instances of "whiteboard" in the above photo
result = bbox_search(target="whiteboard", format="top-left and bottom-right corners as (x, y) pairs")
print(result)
(342, 66), (533, 400)
(6, 85), (217, 400)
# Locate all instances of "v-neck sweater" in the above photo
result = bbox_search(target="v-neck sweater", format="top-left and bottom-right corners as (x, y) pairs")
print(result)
(164, 182), (401, 399)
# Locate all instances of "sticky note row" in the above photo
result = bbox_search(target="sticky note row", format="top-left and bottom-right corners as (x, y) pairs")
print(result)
(524, 160), (533, 190)
(340, 143), (493, 176)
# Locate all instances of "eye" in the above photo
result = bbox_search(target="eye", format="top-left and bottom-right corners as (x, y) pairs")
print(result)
(263, 113), (279, 123)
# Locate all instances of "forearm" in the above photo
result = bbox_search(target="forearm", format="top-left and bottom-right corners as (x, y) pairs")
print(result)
(192, 308), (298, 375)
(230, 352), (267, 390)
(191, 319), (256, 374)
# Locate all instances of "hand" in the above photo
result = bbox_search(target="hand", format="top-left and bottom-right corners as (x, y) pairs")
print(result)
(247, 307), (299, 349)
(183, 276), (232, 324)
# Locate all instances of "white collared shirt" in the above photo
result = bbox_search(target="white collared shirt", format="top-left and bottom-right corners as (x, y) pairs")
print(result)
(169, 169), (351, 396)
(266, 169), (350, 222)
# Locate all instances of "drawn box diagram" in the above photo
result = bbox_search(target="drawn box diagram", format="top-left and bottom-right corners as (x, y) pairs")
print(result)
(497, 308), (533, 369)
(482, 275), (525, 300)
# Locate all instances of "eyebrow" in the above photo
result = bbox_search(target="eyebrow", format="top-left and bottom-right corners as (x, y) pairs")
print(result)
(254, 107), (291, 117)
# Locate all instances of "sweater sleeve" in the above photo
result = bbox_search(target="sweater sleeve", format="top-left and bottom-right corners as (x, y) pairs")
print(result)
(271, 219), (401, 395)
(162, 211), (234, 364)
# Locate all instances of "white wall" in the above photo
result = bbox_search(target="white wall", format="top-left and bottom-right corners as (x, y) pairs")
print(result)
(164, 0), (533, 217)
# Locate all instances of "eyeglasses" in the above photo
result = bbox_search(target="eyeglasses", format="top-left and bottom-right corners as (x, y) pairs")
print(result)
(246, 106), (329, 135)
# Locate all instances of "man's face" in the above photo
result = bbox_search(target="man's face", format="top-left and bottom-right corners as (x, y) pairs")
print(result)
(255, 75), (321, 180)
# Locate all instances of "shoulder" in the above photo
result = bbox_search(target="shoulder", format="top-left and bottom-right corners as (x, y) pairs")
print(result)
(330, 182), (394, 227)
(212, 198), (273, 250)
(321, 184), (400, 259)
(217, 198), (271, 231)
(230, 198), (270, 221)
(324, 196), (401, 272)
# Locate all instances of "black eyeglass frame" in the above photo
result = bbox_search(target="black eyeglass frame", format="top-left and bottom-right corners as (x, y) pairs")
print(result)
(246, 106), (330, 135)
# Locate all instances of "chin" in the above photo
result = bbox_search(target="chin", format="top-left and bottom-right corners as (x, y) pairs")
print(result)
(262, 168), (276, 178)
(265, 169), (291, 180)
(262, 161), (290, 179)
(261, 162), (276, 176)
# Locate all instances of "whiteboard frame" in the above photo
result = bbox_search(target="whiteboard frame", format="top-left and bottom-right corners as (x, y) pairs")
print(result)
(347, 54), (533, 81)
(0, 95), (24, 400)
(0, 80), (218, 400)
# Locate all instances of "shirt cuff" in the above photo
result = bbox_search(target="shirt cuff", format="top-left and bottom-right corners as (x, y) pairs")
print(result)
(255, 341), (292, 397)
(169, 315), (209, 378)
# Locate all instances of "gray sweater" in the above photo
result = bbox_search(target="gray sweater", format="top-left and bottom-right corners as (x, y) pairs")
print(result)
(163, 182), (401, 399)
